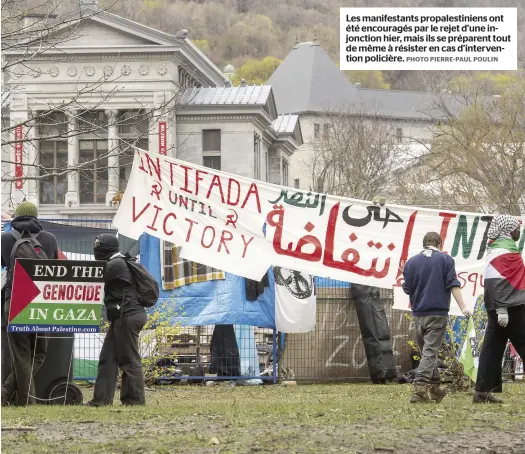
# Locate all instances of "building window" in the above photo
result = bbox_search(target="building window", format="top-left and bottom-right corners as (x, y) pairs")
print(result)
(294, 178), (300, 189)
(79, 110), (108, 132)
(203, 155), (221, 170)
(323, 124), (330, 137)
(38, 112), (68, 137)
(118, 109), (149, 135)
(119, 139), (148, 191)
(117, 108), (150, 192)
(282, 158), (289, 186)
(254, 133), (261, 179)
(396, 127), (403, 143)
(314, 124), (320, 139)
(79, 140), (108, 204)
(203, 129), (221, 152)
(203, 129), (221, 171)
(39, 141), (67, 204)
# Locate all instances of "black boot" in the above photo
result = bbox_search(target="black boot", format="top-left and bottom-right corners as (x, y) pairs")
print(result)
(472, 391), (504, 404)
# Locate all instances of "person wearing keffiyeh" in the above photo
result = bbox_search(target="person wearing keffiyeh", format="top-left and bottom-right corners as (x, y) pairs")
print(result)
(473, 214), (525, 403)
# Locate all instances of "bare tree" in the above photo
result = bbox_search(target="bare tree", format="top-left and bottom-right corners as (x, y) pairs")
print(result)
(390, 163), (495, 213)
(397, 74), (525, 216)
(1, 0), (191, 209)
(309, 107), (408, 200)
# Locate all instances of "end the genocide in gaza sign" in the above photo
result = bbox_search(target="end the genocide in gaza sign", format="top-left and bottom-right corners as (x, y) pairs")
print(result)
(8, 259), (106, 334)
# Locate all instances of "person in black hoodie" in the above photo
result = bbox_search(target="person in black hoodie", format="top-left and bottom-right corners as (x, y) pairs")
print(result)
(1, 202), (58, 406)
(86, 234), (147, 406)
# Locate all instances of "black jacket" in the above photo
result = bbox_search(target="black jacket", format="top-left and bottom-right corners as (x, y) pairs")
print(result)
(1, 216), (59, 297)
(104, 255), (145, 323)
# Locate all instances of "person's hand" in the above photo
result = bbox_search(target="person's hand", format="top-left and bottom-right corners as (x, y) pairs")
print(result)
(461, 308), (473, 317)
(497, 311), (509, 327)
(398, 260), (406, 274)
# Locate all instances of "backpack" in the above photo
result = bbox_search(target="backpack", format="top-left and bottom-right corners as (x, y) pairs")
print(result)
(7, 230), (48, 284)
(123, 257), (159, 308)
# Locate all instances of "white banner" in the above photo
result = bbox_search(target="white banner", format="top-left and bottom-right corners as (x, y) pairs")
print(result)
(114, 149), (525, 316)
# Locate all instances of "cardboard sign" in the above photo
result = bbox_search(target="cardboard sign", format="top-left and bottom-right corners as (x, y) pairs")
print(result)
(8, 259), (106, 334)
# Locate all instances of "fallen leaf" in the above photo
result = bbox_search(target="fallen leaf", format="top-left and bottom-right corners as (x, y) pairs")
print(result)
(209, 437), (220, 445)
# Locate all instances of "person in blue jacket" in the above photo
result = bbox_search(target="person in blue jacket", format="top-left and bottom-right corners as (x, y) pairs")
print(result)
(402, 232), (471, 404)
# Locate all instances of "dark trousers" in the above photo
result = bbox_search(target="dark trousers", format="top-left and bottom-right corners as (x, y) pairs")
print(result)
(414, 315), (448, 385)
(209, 325), (240, 377)
(2, 299), (48, 406)
(475, 306), (525, 393)
(352, 285), (397, 382)
(92, 311), (147, 406)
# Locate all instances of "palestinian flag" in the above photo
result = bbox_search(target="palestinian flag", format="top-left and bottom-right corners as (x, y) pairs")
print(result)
(484, 237), (525, 310)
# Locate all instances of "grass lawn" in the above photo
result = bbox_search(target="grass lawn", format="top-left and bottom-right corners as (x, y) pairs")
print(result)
(2, 382), (524, 453)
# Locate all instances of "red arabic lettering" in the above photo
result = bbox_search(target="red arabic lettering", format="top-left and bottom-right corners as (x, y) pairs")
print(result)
(323, 203), (390, 278)
(293, 221), (323, 262)
(266, 206), (322, 262)
(266, 204), (391, 277)
(394, 211), (419, 287)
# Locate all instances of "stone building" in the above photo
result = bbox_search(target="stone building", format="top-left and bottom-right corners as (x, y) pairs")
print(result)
(1, 1), (302, 219)
(267, 41), (435, 192)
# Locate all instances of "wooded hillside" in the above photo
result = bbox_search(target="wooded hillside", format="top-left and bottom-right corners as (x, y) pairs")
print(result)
(18, 0), (525, 90)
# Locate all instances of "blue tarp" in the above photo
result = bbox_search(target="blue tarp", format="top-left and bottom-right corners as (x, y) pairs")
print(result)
(315, 277), (351, 288)
(139, 234), (276, 328)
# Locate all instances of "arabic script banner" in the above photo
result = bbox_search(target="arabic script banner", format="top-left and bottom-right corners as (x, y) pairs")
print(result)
(114, 149), (525, 316)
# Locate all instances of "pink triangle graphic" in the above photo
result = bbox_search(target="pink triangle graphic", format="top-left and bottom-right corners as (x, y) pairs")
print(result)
(9, 261), (41, 322)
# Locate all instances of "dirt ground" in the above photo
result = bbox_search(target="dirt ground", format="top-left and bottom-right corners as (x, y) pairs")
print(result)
(2, 383), (524, 453)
